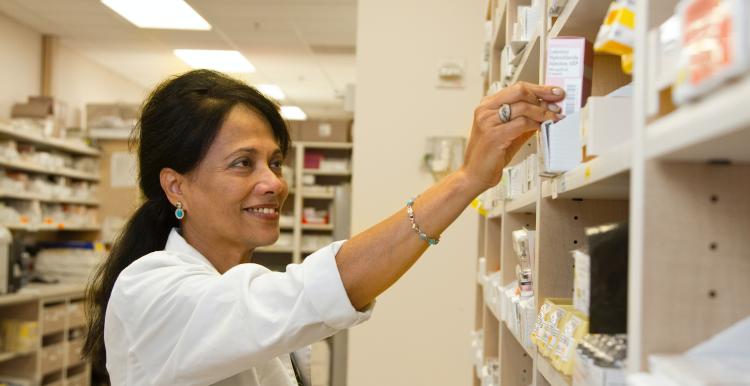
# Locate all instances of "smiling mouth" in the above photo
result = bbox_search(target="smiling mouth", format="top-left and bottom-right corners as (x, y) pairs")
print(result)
(244, 207), (280, 220)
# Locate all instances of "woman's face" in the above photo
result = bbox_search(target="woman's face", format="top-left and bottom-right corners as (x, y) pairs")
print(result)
(180, 104), (288, 252)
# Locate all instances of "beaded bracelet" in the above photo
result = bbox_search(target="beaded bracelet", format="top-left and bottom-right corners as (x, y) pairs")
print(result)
(406, 197), (440, 246)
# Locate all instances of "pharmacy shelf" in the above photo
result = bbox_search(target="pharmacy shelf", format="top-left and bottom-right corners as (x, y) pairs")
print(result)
(549, 0), (612, 41)
(0, 123), (100, 156)
(504, 321), (535, 357)
(1, 223), (100, 232)
(646, 74), (750, 163)
(255, 245), (294, 253)
(0, 158), (100, 182)
(510, 33), (540, 85)
(301, 223), (334, 231)
(542, 141), (631, 200)
(485, 204), (503, 219)
(482, 285), (501, 321)
(302, 169), (351, 177)
(302, 192), (335, 200)
(0, 351), (33, 363)
(491, 3), (507, 50)
(0, 190), (99, 206)
(88, 128), (131, 140)
(298, 142), (353, 150)
(537, 354), (572, 386)
(505, 189), (537, 213)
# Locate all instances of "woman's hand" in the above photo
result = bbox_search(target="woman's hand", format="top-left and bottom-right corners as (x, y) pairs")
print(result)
(462, 81), (566, 191)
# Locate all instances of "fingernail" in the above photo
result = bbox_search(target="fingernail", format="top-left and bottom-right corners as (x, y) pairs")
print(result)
(556, 113), (566, 120)
(547, 103), (561, 112)
(552, 87), (563, 96)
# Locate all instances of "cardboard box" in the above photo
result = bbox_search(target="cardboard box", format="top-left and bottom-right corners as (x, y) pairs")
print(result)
(86, 103), (139, 129)
(581, 96), (632, 158)
(286, 120), (303, 142)
(11, 96), (68, 138)
(299, 120), (350, 143)
(546, 37), (593, 115)
(540, 111), (582, 175)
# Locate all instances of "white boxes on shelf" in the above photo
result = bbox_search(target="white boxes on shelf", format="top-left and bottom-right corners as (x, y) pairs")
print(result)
(500, 281), (536, 349)
(540, 111), (582, 175)
(672, 0), (750, 105)
(581, 95), (633, 158)
(572, 250), (590, 316)
(471, 329), (485, 378)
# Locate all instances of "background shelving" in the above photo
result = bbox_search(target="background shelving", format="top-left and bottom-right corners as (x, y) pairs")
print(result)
(473, 0), (750, 385)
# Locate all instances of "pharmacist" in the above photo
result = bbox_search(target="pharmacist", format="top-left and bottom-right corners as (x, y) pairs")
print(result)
(83, 70), (565, 386)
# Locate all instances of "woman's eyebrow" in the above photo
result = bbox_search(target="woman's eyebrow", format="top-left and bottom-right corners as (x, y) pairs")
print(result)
(225, 147), (259, 161)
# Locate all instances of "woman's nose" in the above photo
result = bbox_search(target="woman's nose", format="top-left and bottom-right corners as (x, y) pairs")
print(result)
(256, 168), (286, 195)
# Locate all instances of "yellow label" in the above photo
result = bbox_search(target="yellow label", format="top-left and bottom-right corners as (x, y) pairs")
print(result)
(584, 166), (592, 180)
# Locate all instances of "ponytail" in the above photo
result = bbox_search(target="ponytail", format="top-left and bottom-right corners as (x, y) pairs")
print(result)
(83, 197), (176, 374)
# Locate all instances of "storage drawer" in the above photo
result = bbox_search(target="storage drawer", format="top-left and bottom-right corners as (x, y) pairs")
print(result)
(40, 343), (64, 374)
(42, 305), (67, 334)
(67, 302), (85, 329)
(67, 339), (85, 366)
(66, 373), (89, 386)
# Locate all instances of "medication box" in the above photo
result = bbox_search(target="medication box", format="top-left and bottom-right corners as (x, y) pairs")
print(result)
(546, 37), (593, 115)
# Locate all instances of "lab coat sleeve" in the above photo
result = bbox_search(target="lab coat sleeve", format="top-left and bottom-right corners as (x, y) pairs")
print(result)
(109, 240), (372, 386)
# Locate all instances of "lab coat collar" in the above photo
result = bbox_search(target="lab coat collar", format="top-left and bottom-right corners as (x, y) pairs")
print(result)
(164, 227), (219, 273)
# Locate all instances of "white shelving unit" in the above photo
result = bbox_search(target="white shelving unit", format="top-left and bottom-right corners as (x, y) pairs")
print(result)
(256, 140), (353, 266)
(0, 124), (102, 235)
(472, 0), (749, 385)
(0, 284), (90, 386)
(0, 123), (100, 157)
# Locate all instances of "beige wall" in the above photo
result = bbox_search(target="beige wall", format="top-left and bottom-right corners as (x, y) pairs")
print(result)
(50, 41), (148, 128)
(0, 12), (42, 120)
(0, 11), (146, 127)
(349, 1), (484, 385)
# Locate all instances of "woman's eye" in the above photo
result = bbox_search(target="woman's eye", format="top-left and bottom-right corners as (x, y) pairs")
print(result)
(231, 158), (252, 168)
(270, 160), (283, 171)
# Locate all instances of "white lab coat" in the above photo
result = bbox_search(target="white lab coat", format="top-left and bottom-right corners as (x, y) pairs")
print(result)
(104, 228), (372, 386)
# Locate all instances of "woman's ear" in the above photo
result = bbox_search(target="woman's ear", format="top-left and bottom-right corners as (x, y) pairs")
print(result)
(160, 168), (186, 207)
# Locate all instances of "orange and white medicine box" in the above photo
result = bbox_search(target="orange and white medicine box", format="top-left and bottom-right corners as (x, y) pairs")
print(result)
(673, 0), (750, 104)
(546, 37), (593, 115)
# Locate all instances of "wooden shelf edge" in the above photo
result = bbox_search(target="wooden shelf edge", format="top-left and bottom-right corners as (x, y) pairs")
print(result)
(302, 169), (351, 176)
(296, 141), (353, 150)
(505, 189), (537, 213)
(255, 246), (294, 253)
(0, 123), (100, 156)
(537, 353), (572, 386)
(504, 321), (536, 357)
(541, 141), (631, 200)
(0, 350), (34, 362)
(510, 33), (541, 85)
(646, 74), (750, 162)
(491, 2), (507, 50)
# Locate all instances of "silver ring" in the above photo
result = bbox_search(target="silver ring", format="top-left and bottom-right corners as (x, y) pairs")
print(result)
(499, 103), (512, 123)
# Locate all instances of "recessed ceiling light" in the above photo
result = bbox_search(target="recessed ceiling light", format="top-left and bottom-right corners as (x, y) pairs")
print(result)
(257, 84), (286, 101)
(101, 0), (211, 30)
(280, 106), (307, 121)
(174, 49), (256, 73)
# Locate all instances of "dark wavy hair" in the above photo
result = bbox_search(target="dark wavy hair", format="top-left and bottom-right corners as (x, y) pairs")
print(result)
(83, 69), (290, 379)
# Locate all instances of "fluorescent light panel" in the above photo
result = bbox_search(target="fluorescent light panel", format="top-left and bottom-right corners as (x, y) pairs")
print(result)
(257, 84), (286, 101)
(174, 49), (256, 73)
(101, 0), (211, 30)
(281, 106), (307, 121)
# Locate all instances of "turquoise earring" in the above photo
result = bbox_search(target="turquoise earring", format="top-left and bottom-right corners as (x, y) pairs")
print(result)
(175, 202), (185, 220)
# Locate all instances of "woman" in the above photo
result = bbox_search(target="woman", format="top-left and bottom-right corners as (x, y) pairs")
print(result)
(83, 69), (564, 386)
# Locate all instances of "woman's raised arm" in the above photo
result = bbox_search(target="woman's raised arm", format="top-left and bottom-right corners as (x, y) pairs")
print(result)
(336, 82), (565, 310)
